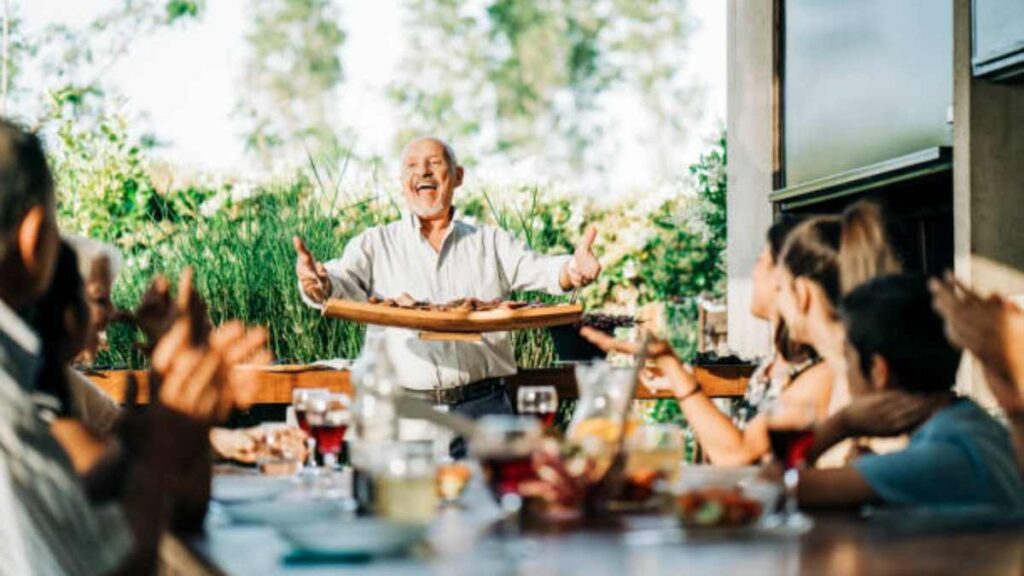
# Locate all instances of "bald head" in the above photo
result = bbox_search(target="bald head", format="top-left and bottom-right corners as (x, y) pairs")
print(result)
(400, 137), (458, 170)
(400, 137), (464, 220)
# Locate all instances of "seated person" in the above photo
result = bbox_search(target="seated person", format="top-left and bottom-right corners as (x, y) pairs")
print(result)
(581, 216), (833, 466)
(930, 273), (1024, 476)
(796, 274), (1024, 509)
(0, 118), (269, 573)
(56, 235), (304, 464)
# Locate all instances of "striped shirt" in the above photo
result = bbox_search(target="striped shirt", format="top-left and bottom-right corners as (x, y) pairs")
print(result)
(300, 211), (572, 391)
(0, 299), (132, 575)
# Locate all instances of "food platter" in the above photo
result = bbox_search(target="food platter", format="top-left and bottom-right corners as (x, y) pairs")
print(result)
(322, 298), (583, 333)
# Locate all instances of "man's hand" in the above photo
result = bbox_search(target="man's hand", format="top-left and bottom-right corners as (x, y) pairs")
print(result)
(293, 236), (332, 303)
(837, 391), (940, 438)
(565, 226), (602, 288)
(930, 274), (1024, 415)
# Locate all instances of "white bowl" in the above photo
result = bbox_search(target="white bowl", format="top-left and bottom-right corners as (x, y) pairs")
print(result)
(279, 519), (427, 557)
(223, 498), (349, 525)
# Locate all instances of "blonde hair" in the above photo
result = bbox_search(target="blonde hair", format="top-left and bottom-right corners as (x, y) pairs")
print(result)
(779, 200), (901, 307)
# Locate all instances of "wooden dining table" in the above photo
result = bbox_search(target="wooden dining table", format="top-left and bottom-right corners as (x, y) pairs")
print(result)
(163, 467), (1024, 576)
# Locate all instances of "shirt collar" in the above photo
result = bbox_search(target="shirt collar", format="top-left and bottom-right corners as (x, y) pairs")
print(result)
(0, 297), (43, 391)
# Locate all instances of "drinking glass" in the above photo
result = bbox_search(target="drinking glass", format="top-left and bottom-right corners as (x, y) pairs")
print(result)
(517, 385), (559, 428)
(625, 423), (684, 488)
(256, 425), (302, 476)
(764, 399), (816, 529)
(374, 441), (438, 524)
(469, 415), (541, 515)
(292, 388), (328, 434)
(307, 393), (350, 469)
(292, 388), (328, 474)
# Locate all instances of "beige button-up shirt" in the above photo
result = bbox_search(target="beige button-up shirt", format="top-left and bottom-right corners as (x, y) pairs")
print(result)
(301, 212), (572, 391)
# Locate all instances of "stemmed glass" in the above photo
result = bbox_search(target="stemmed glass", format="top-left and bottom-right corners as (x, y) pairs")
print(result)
(308, 393), (351, 469)
(291, 388), (327, 475)
(517, 385), (559, 428)
(764, 399), (816, 530)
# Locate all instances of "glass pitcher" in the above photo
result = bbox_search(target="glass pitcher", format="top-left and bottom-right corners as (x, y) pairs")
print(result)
(566, 361), (638, 476)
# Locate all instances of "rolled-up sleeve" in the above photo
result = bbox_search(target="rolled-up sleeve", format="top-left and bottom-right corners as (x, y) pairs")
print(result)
(298, 232), (375, 308)
(494, 229), (572, 295)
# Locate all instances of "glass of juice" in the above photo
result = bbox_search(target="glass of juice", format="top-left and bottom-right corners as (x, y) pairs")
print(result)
(625, 423), (683, 497)
(374, 441), (438, 524)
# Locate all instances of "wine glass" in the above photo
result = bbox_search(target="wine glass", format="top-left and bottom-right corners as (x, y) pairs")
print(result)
(517, 385), (559, 428)
(764, 399), (816, 530)
(292, 388), (327, 475)
(470, 416), (541, 514)
(309, 393), (350, 469)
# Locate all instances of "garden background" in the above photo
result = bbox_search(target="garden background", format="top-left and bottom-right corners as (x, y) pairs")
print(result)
(5, 0), (729, 432)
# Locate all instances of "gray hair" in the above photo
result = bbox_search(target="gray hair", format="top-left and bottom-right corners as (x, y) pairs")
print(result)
(0, 120), (54, 261)
(63, 234), (123, 283)
(400, 137), (459, 170)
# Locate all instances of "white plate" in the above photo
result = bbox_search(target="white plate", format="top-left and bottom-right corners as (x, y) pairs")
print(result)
(223, 498), (349, 525)
(212, 475), (292, 503)
(279, 519), (427, 557)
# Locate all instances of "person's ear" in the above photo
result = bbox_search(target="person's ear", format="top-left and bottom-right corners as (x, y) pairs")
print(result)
(794, 277), (813, 314)
(454, 166), (464, 188)
(870, 354), (890, 391)
(17, 205), (47, 274)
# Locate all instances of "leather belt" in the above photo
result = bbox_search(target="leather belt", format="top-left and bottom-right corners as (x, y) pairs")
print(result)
(402, 377), (506, 405)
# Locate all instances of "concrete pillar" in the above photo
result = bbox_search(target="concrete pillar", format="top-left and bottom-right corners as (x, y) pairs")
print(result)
(952, 0), (1024, 403)
(726, 0), (775, 358)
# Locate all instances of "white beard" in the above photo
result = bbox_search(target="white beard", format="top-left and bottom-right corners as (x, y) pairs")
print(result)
(409, 198), (447, 218)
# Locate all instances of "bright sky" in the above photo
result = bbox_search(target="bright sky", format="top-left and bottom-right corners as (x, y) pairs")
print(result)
(19, 0), (725, 189)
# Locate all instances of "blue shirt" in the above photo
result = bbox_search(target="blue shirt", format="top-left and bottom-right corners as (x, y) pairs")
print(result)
(854, 399), (1024, 508)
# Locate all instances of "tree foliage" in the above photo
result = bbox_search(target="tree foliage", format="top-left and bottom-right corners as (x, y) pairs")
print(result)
(235, 0), (346, 167)
(389, 0), (698, 179)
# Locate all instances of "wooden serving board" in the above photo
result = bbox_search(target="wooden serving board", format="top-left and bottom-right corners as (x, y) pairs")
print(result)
(322, 299), (583, 333)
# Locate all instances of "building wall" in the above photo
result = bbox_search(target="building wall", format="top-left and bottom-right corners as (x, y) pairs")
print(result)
(952, 0), (1024, 402)
(725, 0), (775, 358)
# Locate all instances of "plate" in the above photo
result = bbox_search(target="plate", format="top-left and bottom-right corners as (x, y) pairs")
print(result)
(279, 519), (427, 557)
(211, 475), (292, 503)
(223, 498), (350, 525)
(322, 299), (582, 333)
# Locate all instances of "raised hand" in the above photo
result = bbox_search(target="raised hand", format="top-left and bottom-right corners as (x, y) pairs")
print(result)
(566, 226), (602, 288)
(151, 269), (271, 424)
(293, 236), (332, 303)
(930, 273), (1024, 415)
(579, 326), (698, 396)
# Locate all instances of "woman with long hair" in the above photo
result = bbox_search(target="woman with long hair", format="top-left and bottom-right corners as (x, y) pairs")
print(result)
(583, 215), (832, 465)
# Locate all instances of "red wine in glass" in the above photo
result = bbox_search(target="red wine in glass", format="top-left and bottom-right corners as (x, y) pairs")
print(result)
(537, 410), (557, 428)
(517, 386), (558, 428)
(768, 427), (815, 469)
(479, 453), (537, 501)
(313, 424), (348, 457)
(295, 408), (310, 434)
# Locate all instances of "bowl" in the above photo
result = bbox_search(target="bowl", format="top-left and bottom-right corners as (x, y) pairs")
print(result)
(670, 466), (780, 528)
(279, 519), (427, 557)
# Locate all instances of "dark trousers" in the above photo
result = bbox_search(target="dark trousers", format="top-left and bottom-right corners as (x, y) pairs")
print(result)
(448, 386), (514, 459)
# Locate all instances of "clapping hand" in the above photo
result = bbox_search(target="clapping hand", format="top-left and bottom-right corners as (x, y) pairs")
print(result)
(293, 236), (332, 303)
(930, 273), (1024, 414)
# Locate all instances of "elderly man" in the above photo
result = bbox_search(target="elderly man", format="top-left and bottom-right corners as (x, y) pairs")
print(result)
(294, 137), (600, 421)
